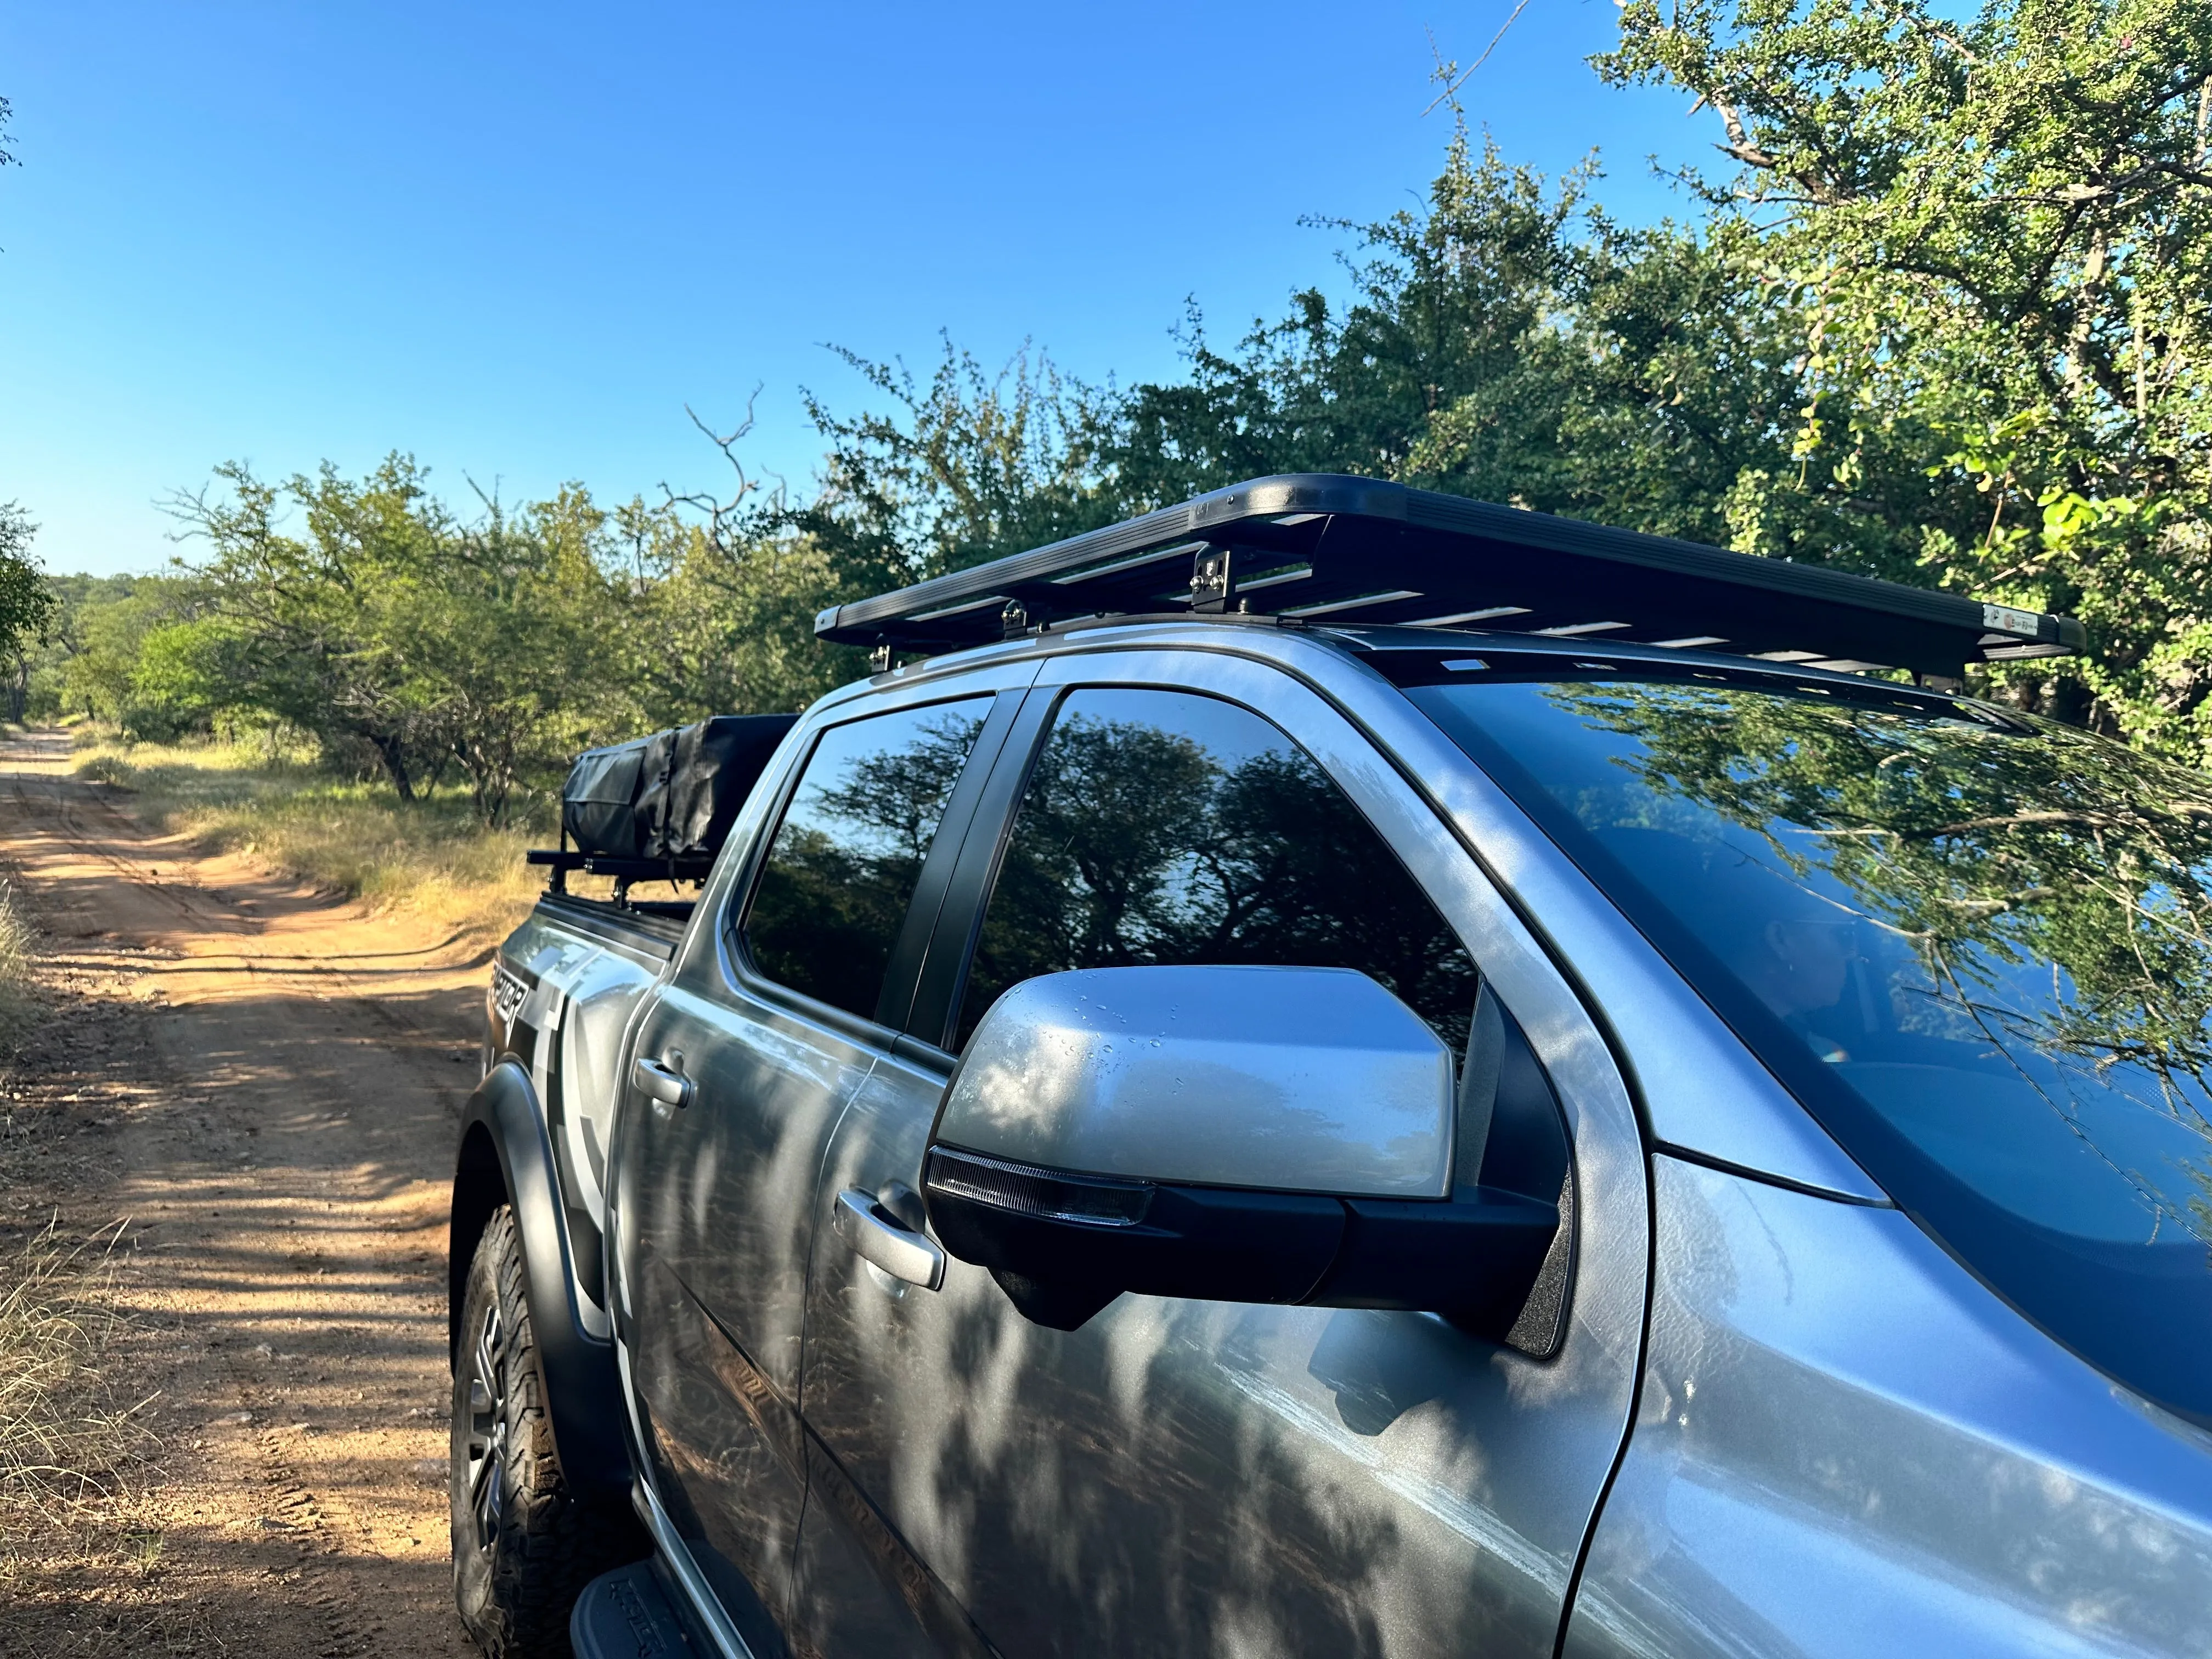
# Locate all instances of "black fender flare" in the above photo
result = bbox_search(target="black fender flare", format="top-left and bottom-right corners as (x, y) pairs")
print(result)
(450, 1059), (631, 1502)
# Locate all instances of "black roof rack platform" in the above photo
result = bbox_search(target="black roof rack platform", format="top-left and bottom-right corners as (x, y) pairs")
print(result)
(814, 474), (2084, 679)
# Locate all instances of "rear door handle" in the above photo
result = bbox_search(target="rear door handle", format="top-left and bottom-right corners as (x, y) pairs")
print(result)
(832, 1189), (945, 1290)
(633, 1055), (692, 1110)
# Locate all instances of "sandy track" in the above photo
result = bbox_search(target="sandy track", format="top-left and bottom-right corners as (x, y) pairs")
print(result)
(0, 730), (487, 1657)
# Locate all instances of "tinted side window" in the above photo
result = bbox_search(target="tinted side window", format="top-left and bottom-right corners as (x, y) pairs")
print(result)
(744, 697), (990, 1022)
(958, 687), (1476, 1049)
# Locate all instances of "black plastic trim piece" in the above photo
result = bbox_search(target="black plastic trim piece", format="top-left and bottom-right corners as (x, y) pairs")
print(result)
(452, 1061), (631, 1500)
(905, 687), (1059, 1048)
(870, 691), (1024, 1030)
(926, 1162), (1345, 1323)
(1652, 1141), (1895, 1208)
(924, 1147), (1153, 1227)
(1314, 1191), (1559, 1327)
(526, 849), (718, 884)
(924, 1149), (1561, 1337)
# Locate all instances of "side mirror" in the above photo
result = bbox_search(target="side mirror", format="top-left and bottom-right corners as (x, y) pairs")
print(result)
(923, 966), (1559, 1331)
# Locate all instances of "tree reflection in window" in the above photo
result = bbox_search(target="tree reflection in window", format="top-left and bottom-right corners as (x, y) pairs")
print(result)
(1416, 669), (2212, 1423)
(744, 698), (989, 1022)
(961, 688), (1475, 1052)
(1530, 680), (2212, 1237)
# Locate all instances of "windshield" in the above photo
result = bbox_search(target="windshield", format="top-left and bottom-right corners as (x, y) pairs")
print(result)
(1397, 654), (2212, 1425)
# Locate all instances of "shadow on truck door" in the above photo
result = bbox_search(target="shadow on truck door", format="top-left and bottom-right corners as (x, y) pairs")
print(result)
(612, 688), (1020, 1654)
(788, 668), (1644, 1659)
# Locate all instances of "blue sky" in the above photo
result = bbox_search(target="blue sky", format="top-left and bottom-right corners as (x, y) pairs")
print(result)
(1, 2), (1696, 577)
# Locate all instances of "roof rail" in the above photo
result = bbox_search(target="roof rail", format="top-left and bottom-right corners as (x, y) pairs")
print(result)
(813, 473), (2084, 679)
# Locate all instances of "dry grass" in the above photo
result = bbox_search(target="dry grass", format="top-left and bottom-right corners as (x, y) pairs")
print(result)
(71, 732), (568, 941)
(0, 1218), (148, 1546)
(0, 876), (40, 1046)
(0, 877), (154, 1582)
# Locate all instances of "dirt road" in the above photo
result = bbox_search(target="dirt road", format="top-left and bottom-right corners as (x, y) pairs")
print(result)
(1, 730), (487, 1657)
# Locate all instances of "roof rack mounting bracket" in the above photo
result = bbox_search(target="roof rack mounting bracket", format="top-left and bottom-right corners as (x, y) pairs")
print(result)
(1190, 545), (1235, 614)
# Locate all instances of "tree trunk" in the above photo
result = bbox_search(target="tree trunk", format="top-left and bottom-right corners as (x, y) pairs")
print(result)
(460, 748), (511, 828)
(369, 732), (416, 802)
(2046, 674), (2094, 730)
(8, 656), (25, 725)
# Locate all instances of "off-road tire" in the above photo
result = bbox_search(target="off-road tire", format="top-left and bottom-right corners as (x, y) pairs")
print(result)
(452, 1205), (645, 1656)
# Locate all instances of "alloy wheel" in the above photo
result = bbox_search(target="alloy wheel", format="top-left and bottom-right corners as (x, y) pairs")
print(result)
(465, 1299), (508, 1551)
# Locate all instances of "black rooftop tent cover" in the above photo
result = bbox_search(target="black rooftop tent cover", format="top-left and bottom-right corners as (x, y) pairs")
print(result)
(814, 473), (2085, 679)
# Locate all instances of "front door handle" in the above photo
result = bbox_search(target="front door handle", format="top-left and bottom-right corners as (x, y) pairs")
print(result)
(833, 1189), (945, 1290)
(633, 1054), (692, 1110)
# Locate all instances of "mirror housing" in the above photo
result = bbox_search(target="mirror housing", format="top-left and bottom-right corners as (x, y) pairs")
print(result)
(924, 966), (1559, 1331)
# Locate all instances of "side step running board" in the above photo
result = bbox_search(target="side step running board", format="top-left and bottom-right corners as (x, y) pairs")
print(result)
(572, 1559), (697, 1658)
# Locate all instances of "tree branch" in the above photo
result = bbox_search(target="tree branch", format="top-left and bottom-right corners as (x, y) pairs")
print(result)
(658, 386), (786, 554)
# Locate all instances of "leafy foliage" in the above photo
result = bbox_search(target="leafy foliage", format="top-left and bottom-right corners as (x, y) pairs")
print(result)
(609, 493), (862, 730)
(51, 457), (857, 826)
(798, 337), (1124, 588)
(0, 504), (60, 723)
(806, 1), (2211, 760)
(1601, 0), (2212, 743)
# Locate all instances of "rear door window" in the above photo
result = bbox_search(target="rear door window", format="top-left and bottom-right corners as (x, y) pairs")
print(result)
(743, 697), (990, 1023)
(956, 686), (1475, 1049)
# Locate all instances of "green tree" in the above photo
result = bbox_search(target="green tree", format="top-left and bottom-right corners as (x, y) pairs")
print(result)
(129, 615), (249, 733)
(59, 575), (212, 735)
(802, 127), (1814, 573)
(798, 337), (1123, 583)
(805, 9), (2210, 764)
(1113, 129), (1600, 508)
(0, 504), (60, 723)
(371, 483), (625, 825)
(1105, 128), (1818, 552)
(172, 458), (631, 821)
(612, 493), (860, 726)
(170, 459), (444, 794)
(1600, 0), (2212, 746)
(25, 574), (126, 721)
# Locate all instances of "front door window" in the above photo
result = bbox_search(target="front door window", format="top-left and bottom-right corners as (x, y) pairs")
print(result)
(958, 686), (1476, 1051)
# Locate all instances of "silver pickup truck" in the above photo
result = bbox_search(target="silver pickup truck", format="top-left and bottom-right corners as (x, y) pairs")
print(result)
(448, 475), (2212, 1659)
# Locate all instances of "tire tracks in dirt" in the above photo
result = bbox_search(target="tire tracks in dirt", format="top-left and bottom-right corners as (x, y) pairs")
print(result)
(0, 732), (490, 1657)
